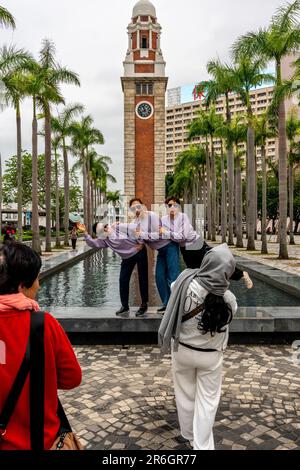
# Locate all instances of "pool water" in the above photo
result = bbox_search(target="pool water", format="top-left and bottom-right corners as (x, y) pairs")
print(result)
(37, 250), (300, 309)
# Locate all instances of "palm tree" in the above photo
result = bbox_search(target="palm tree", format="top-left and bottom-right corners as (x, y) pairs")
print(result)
(255, 114), (277, 254)
(228, 56), (274, 251)
(52, 133), (62, 248)
(232, 0), (300, 258)
(171, 145), (206, 226)
(89, 152), (115, 220)
(2, 70), (28, 241)
(202, 60), (237, 244)
(0, 5), (15, 29)
(106, 190), (121, 206)
(51, 104), (84, 246)
(71, 115), (104, 232)
(230, 117), (248, 248)
(188, 110), (219, 239)
(38, 39), (80, 252)
(286, 108), (300, 244)
(22, 61), (46, 254)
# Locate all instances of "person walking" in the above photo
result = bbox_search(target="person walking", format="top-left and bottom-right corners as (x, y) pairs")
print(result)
(0, 241), (82, 450)
(158, 243), (237, 450)
(70, 226), (78, 250)
(84, 222), (148, 317)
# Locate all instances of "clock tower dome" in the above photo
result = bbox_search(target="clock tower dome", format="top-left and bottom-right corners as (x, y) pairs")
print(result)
(121, 0), (168, 209)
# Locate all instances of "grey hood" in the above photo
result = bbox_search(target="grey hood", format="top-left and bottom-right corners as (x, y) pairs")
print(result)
(195, 243), (236, 296)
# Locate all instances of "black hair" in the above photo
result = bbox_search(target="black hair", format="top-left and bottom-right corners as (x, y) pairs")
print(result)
(92, 223), (98, 235)
(197, 293), (233, 336)
(165, 196), (181, 205)
(0, 241), (42, 295)
(129, 198), (143, 207)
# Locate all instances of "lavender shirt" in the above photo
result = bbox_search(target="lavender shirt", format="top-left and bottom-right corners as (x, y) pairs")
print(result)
(161, 213), (204, 249)
(126, 211), (170, 251)
(84, 226), (142, 260)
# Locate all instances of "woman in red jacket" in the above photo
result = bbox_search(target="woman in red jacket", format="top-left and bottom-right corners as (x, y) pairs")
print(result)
(0, 241), (82, 450)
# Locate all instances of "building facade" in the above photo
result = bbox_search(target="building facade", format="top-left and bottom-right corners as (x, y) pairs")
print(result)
(121, 0), (168, 209)
(165, 53), (300, 175)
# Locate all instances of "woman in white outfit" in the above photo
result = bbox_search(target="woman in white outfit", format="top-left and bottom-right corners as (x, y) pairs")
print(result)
(158, 244), (237, 451)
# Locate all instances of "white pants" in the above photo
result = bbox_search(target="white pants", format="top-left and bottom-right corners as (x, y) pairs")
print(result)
(172, 344), (223, 450)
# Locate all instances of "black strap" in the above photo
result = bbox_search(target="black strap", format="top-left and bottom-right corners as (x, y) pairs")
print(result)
(179, 341), (218, 353)
(0, 330), (31, 434)
(57, 400), (72, 433)
(30, 311), (45, 451)
(182, 304), (204, 323)
(32, 312), (72, 437)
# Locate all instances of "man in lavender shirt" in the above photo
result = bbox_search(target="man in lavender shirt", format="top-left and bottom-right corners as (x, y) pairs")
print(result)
(128, 198), (181, 313)
(84, 222), (148, 317)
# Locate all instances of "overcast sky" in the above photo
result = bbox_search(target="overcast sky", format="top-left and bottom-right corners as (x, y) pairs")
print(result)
(0, 0), (282, 191)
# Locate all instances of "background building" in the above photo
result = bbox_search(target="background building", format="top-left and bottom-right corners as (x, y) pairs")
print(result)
(165, 53), (300, 175)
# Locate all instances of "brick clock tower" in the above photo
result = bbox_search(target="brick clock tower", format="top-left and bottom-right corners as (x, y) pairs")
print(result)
(121, 0), (168, 209)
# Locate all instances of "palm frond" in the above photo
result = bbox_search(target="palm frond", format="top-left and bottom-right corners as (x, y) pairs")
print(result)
(39, 39), (56, 69)
(0, 6), (15, 29)
(231, 29), (269, 61)
(50, 68), (80, 87)
(272, 0), (300, 32)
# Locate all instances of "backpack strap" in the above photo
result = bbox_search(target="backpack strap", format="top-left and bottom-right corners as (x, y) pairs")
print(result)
(29, 311), (45, 451)
(0, 329), (31, 437)
(31, 312), (72, 438)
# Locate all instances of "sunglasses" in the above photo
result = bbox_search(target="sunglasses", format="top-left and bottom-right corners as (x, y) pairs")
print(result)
(129, 204), (142, 211)
(167, 203), (180, 209)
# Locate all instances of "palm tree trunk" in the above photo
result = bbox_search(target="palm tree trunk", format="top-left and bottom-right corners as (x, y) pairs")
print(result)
(210, 136), (216, 241)
(44, 103), (52, 252)
(227, 146), (234, 245)
(91, 180), (94, 225)
(31, 97), (41, 254)
(254, 150), (258, 240)
(82, 156), (87, 226)
(87, 162), (92, 234)
(16, 101), (23, 242)
(277, 61), (289, 259)
(0, 154), (2, 238)
(54, 150), (60, 248)
(235, 152), (243, 248)
(289, 163), (295, 245)
(261, 144), (268, 254)
(63, 141), (70, 247)
(247, 115), (256, 251)
(205, 137), (212, 240)
(221, 142), (227, 243)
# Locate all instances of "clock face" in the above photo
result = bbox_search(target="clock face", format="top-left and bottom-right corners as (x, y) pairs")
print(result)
(136, 101), (153, 119)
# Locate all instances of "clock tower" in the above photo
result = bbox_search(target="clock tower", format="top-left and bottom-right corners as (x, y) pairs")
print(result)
(121, 0), (168, 209)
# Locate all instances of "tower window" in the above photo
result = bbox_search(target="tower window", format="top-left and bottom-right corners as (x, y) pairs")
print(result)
(136, 82), (153, 95)
(141, 36), (148, 49)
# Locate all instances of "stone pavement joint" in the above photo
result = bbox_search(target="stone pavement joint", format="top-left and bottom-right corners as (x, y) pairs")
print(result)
(60, 345), (300, 450)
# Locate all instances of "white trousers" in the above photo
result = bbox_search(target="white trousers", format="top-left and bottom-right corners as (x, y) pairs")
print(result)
(172, 344), (223, 450)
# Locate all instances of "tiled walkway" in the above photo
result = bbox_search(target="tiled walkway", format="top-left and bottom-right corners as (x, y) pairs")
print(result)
(60, 345), (300, 450)
(213, 236), (300, 277)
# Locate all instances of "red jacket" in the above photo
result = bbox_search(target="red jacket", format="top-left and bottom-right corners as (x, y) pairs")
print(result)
(0, 309), (82, 450)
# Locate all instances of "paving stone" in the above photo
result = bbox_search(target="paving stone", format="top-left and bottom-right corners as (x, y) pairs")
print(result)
(59, 345), (300, 451)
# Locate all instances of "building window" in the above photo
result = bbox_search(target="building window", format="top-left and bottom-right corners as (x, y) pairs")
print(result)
(141, 35), (148, 49)
(136, 82), (153, 95)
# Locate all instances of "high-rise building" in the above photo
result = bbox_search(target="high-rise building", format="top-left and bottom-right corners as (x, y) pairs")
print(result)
(121, 0), (168, 209)
(165, 53), (300, 175)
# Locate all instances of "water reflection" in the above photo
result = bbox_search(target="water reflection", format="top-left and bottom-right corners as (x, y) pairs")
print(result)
(38, 250), (300, 308)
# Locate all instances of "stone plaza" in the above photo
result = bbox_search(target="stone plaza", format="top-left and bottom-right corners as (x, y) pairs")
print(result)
(59, 344), (300, 451)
